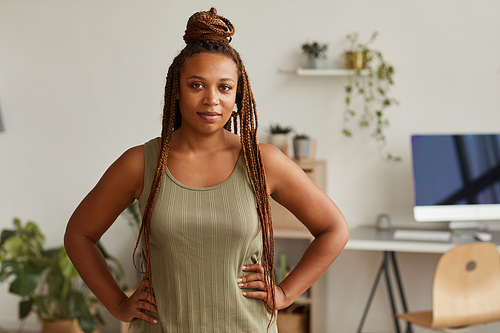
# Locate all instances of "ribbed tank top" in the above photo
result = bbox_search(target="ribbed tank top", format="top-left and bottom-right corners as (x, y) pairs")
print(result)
(130, 138), (277, 332)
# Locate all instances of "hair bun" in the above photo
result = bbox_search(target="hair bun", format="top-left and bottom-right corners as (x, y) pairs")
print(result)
(183, 7), (235, 44)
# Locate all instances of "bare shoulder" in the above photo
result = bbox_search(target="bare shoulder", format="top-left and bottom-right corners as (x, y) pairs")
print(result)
(118, 144), (145, 172)
(99, 144), (145, 200)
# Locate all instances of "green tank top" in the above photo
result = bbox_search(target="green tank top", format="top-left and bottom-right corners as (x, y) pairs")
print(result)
(131, 138), (277, 332)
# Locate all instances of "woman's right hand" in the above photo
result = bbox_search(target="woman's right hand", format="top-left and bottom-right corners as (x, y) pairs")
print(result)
(116, 279), (159, 324)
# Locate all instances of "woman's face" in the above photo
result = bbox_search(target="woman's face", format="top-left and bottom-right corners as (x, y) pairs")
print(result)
(178, 52), (238, 135)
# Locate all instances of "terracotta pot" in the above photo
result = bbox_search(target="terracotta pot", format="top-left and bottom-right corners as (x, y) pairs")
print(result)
(42, 320), (100, 333)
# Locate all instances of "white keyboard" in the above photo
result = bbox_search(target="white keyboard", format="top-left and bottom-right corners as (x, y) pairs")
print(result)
(393, 229), (452, 242)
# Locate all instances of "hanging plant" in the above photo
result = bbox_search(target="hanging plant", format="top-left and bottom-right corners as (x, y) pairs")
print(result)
(342, 31), (401, 163)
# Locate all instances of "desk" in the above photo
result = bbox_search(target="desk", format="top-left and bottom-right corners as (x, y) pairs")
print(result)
(344, 226), (500, 333)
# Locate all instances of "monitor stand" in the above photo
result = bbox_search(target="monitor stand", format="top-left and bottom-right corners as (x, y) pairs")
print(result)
(448, 221), (481, 230)
(448, 221), (494, 242)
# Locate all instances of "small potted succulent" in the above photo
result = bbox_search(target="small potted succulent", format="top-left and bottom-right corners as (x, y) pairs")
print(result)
(301, 41), (329, 69)
(342, 31), (401, 162)
(268, 123), (294, 154)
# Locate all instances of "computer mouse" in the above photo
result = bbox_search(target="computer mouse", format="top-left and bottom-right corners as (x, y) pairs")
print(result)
(474, 232), (492, 242)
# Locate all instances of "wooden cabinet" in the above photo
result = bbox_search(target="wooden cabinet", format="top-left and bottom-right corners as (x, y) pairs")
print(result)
(273, 160), (327, 333)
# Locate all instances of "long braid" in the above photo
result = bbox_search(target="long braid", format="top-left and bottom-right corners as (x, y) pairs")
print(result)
(238, 58), (276, 320)
(132, 65), (179, 306)
(133, 7), (277, 329)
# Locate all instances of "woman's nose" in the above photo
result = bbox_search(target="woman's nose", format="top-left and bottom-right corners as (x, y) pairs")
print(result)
(203, 87), (219, 105)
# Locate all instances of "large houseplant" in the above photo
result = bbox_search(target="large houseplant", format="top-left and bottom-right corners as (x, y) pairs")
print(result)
(0, 218), (125, 333)
(342, 31), (401, 162)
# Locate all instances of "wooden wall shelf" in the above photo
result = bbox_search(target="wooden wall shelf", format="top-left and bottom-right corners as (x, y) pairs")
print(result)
(279, 67), (368, 76)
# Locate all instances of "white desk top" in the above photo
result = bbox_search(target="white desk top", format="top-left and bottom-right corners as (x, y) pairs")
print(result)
(345, 226), (500, 253)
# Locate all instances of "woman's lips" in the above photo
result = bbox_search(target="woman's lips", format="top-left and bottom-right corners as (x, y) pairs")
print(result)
(197, 112), (221, 122)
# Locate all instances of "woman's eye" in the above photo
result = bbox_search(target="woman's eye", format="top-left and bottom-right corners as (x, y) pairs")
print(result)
(191, 83), (203, 89)
(220, 85), (232, 92)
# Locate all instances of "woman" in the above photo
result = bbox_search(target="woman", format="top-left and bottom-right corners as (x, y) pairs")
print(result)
(64, 8), (349, 332)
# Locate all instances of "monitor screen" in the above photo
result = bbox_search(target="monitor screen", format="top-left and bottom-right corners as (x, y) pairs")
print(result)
(411, 134), (500, 222)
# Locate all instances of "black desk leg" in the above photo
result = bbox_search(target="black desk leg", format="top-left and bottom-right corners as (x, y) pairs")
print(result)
(390, 252), (413, 333)
(356, 252), (388, 333)
(384, 252), (401, 333)
(356, 251), (413, 333)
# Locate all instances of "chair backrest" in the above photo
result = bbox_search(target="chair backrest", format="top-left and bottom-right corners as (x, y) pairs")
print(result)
(432, 242), (500, 328)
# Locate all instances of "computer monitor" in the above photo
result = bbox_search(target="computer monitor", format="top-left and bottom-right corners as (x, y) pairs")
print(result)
(411, 134), (500, 225)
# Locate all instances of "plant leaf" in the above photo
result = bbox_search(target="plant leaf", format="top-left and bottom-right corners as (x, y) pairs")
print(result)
(9, 273), (38, 297)
(69, 294), (97, 333)
(0, 229), (15, 244)
(13, 218), (21, 228)
(20, 298), (33, 319)
(2, 236), (24, 259)
(342, 129), (352, 137)
(7, 260), (40, 297)
(0, 260), (19, 281)
(359, 120), (369, 128)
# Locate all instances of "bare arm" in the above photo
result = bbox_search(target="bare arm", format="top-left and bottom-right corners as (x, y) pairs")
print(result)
(64, 146), (157, 323)
(239, 144), (349, 309)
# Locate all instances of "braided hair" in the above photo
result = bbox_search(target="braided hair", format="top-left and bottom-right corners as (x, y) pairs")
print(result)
(133, 7), (276, 327)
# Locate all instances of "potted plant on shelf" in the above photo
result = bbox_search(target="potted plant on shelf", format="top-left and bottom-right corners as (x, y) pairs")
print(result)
(342, 31), (401, 162)
(268, 123), (294, 154)
(0, 218), (125, 333)
(301, 41), (329, 69)
(292, 133), (311, 159)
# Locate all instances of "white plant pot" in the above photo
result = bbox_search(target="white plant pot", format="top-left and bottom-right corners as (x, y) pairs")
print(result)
(269, 134), (289, 153)
(308, 56), (327, 69)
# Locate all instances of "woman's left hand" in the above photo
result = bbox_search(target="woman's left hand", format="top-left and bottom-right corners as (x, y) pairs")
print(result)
(237, 264), (287, 310)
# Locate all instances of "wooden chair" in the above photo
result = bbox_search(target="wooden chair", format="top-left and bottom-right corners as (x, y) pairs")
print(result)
(397, 242), (500, 331)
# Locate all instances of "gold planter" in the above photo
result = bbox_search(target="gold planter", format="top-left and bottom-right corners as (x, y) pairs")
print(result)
(345, 51), (367, 70)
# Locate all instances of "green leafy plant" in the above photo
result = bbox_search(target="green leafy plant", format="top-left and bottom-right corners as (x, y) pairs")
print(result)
(342, 31), (401, 163)
(0, 218), (125, 333)
(293, 133), (310, 140)
(268, 123), (294, 135)
(301, 41), (328, 58)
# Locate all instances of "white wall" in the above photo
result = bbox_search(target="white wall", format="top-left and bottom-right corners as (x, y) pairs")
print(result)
(1, 1), (500, 332)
